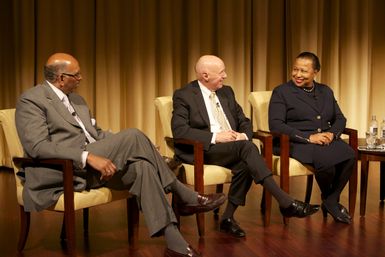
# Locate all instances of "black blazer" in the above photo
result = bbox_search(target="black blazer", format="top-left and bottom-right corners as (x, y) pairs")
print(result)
(171, 80), (252, 163)
(268, 80), (354, 171)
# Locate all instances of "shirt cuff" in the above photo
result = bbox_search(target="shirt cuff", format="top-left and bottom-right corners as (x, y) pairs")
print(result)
(211, 132), (217, 144)
(81, 151), (89, 168)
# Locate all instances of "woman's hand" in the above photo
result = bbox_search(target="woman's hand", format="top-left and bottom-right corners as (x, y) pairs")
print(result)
(309, 132), (334, 145)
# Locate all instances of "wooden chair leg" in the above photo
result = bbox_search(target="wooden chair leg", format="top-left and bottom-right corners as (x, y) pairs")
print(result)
(64, 207), (76, 255)
(196, 212), (205, 237)
(263, 189), (272, 227)
(260, 188), (266, 214)
(127, 197), (139, 250)
(304, 175), (313, 203)
(213, 184), (224, 219)
(17, 206), (30, 251)
(83, 208), (89, 237)
(349, 160), (358, 219)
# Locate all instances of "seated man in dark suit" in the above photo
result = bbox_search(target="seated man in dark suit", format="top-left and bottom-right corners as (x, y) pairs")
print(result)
(15, 53), (226, 257)
(171, 55), (319, 238)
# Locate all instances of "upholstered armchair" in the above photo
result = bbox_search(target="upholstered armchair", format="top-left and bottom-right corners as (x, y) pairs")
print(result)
(0, 109), (139, 255)
(154, 96), (273, 234)
(248, 91), (358, 224)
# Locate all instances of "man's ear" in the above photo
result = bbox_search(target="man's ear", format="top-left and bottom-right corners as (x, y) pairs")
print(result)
(203, 72), (209, 81)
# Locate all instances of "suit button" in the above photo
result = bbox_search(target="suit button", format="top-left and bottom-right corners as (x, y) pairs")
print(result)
(317, 128), (322, 132)
(316, 115), (321, 120)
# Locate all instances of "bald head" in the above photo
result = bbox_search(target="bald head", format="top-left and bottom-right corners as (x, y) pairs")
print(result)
(195, 55), (227, 91)
(44, 53), (82, 94)
(44, 53), (79, 83)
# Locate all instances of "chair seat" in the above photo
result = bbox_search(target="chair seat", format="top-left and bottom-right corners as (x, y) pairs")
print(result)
(16, 185), (132, 211)
(183, 164), (232, 185)
(272, 155), (314, 176)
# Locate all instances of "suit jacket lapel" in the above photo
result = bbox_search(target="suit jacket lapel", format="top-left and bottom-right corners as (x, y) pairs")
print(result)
(69, 95), (99, 139)
(43, 83), (80, 127)
(191, 81), (211, 127)
(289, 81), (320, 113)
(216, 89), (236, 130)
(314, 82), (326, 113)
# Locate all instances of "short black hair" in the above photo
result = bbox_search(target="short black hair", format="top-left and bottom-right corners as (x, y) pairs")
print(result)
(296, 52), (321, 72)
(43, 63), (67, 82)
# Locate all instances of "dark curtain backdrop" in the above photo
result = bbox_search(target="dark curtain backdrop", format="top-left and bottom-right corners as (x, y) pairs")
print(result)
(1, 0), (384, 156)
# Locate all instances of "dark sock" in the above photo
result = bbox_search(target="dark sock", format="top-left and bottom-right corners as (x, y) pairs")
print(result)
(169, 180), (198, 204)
(262, 176), (293, 208)
(164, 224), (189, 254)
(221, 201), (238, 221)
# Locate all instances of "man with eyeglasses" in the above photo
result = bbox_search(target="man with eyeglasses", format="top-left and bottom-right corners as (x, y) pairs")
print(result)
(15, 52), (225, 257)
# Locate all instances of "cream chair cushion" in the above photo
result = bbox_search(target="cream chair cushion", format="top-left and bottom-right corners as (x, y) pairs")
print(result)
(0, 109), (131, 211)
(154, 96), (232, 186)
(248, 92), (314, 177)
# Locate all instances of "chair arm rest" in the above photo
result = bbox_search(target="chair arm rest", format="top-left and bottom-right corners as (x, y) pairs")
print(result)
(13, 157), (75, 211)
(167, 137), (205, 192)
(342, 127), (358, 151)
(13, 157), (73, 168)
(252, 131), (273, 170)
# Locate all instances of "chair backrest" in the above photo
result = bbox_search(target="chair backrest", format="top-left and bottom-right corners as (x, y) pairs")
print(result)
(154, 96), (174, 156)
(248, 91), (272, 132)
(0, 124), (12, 167)
(0, 109), (24, 204)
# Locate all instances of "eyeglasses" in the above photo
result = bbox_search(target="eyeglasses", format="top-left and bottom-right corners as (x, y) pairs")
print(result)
(61, 72), (82, 80)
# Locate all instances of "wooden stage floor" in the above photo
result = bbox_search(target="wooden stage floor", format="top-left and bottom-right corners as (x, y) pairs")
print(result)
(1, 161), (384, 257)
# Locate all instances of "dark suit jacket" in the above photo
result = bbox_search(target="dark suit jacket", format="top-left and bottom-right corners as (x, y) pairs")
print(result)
(16, 82), (112, 211)
(268, 80), (354, 171)
(171, 80), (252, 163)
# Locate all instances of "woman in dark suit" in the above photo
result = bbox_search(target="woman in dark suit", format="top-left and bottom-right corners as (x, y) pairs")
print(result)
(268, 52), (355, 224)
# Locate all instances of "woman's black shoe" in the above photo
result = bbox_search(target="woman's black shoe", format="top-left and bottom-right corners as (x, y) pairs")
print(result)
(321, 203), (351, 224)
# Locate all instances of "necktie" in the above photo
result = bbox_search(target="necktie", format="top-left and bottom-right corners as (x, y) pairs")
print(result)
(209, 92), (231, 131)
(62, 96), (96, 143)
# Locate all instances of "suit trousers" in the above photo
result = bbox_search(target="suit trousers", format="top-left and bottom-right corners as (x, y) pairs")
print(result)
(85, 128), (178, 237)
(204, 140), (272, 206)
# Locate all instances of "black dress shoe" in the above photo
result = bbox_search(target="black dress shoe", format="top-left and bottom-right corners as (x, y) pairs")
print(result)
(338, 203), (352, 220)
(176, 193), (226, 216)
(164, 245), (201, 257)
(219, 218), (246, 238)
(321, 203), (351, 224)
(280, 200), (320, 218)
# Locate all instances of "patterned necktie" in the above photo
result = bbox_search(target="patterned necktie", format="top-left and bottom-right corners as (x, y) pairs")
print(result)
(62, 96), (96, 143)
(209, 92), (231, 131)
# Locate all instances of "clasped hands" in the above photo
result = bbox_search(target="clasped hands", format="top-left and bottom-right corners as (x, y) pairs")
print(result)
(215, 130), (247, 143)
(86, 153), (117, 181)
(309, 132), (334, 145)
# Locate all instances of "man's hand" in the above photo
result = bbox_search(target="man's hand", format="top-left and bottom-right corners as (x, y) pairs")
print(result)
(86, 153), (117, 180)
(309, 132), (334, 145)
(215, 130), (238, 143)
(235, 132), (247, 141)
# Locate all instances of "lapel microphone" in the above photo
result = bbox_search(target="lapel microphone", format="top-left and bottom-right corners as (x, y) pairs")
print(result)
(71, 111), (76, 116)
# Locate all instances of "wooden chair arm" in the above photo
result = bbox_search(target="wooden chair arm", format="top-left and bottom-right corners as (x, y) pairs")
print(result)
(167, 137), (205, 193)
(252, 131), (273, 170)
(13, 157), (75, 215)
